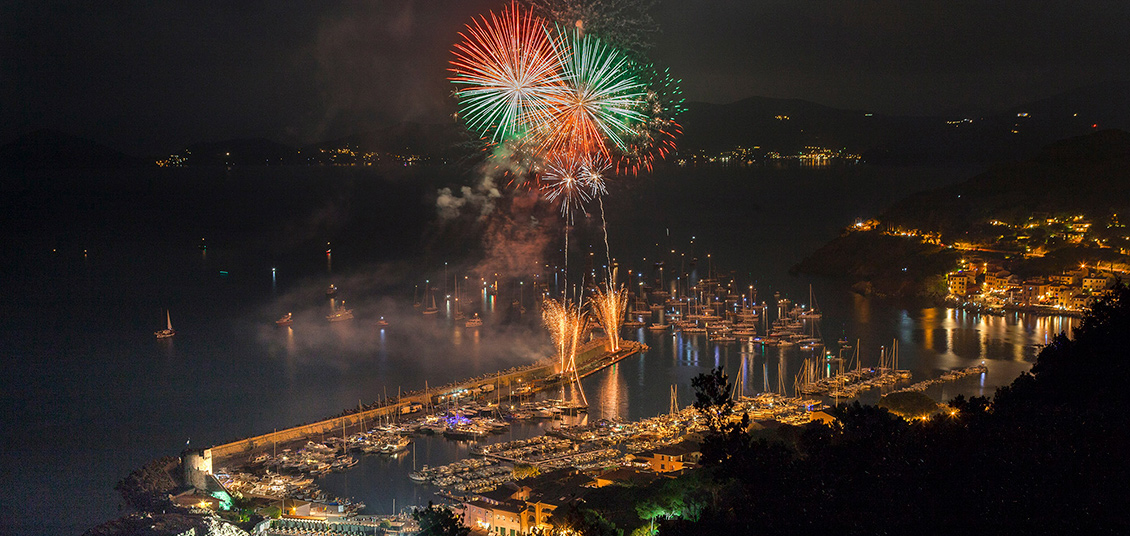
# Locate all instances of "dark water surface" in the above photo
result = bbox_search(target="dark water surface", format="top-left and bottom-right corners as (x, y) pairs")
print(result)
(0, 163), (1075, 535)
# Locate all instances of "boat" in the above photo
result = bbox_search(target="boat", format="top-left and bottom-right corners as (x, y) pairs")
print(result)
(443, 425), (488, 441)
(419, 421), (447, 435)
(647, 323), (668, 331)
(376, 316), (389, 327)
(465, 313), (483, 327)
(155, 310), (176, 339)
(453, 278), (466, 320)
(423, 286), (438, 316)
(275, 312), (293, 326)
(327, 301), (354, 322)
(326, 284), (338, 297)
(380, 436), (412, 455)
(799, 284), (822, 319)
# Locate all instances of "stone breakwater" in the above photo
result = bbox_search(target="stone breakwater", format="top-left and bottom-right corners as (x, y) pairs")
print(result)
(208, 338), (647, 463)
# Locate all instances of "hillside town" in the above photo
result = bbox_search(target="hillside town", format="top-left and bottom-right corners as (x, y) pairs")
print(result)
(946, 259), (1118, 313)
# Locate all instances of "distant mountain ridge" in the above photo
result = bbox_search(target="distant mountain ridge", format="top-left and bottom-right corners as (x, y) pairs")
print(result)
(0, 129), (150, 172)
(794, 129), (1130, 298)
(678, 80), (1130, 164)
(880, 129), (1130, 233)
(3, 81), (1127, 171)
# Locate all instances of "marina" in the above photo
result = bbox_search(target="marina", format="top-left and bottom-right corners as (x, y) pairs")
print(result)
(4, 162), (1081, 535)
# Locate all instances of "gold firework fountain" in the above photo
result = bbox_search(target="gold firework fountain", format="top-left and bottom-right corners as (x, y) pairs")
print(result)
(542, 297), (587, 405)
(590, 284), (627, 352)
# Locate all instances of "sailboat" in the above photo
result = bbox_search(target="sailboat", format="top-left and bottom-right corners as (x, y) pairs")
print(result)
(155, 310), (176, 339)
(453, 278), (466, 321)
(422, 285), (438, 316)
(799, 284), (822, 319)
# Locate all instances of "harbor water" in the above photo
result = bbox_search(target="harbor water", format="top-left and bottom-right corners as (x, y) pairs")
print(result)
(0, 162), (1074, 535)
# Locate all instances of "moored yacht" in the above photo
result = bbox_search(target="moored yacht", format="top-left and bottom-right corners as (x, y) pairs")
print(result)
(380, 435), (411, 454)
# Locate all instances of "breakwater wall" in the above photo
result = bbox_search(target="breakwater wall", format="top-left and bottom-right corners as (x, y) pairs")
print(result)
(208, 337), (646, 464)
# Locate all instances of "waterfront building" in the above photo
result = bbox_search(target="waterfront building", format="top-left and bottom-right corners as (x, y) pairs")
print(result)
(633, 442), (700, 473)
(1083, 273), (1115, 292)
(948, 272), (973, 297)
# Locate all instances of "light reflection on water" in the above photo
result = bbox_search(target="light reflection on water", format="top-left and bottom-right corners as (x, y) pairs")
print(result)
(322, 299), (1078, 515)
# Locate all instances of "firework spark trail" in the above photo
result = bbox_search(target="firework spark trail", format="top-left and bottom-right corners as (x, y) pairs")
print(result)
(542, 297), (585, 374)
(590, 284), (627, 352)
(598, 196), (612, 283)
(563, 223), (569, 299)
(450, 3), (567, 143)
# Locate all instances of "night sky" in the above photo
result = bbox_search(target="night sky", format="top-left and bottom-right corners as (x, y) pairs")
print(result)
(2, 0), (1128, 155)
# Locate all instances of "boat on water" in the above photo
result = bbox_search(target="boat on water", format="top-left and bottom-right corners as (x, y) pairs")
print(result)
(799, 284), (822, 319)
(327, 301), (354, 322)
(275, 312), (293, 326)
(423, 286), (438, 316)
(408, 469), (430, 483)
(155, 310), (176, 339)
(380, 436), (412, 455)
(465, 313), (483, 327)
(443, 425), (489, 441)
(326, 284), (338, 297)
(376, 316), (389, 327)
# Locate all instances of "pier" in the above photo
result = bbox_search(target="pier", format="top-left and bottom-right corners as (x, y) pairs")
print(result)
(208, 338), (647, 463)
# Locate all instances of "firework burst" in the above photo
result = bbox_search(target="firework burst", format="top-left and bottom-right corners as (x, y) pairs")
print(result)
(536, 28), (647, 159)
(580, 151), (610, 197)
(540, 151), (592, 217)
(450, 3), (681, 213)
(450, 3), (566, 143)
(589, 284), (627, 351)
(617, 64), (684, 174)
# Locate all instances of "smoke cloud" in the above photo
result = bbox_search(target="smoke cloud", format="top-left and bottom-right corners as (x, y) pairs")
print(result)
(254, 261), (552, 392)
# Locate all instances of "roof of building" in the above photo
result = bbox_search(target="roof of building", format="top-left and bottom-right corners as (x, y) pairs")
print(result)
(466, 500), (495, 511)
(594, 467), (660, 487)
(479, 487), (518, 504)
(528, 474), (593, 506)
(492, 499), (527, 514)
(652, 441), (699, 457)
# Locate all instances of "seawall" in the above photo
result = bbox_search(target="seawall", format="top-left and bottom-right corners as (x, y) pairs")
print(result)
(208, 337), (647, 464)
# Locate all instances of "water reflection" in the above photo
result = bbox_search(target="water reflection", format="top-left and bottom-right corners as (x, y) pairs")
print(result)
(595, 363), (627, 421)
